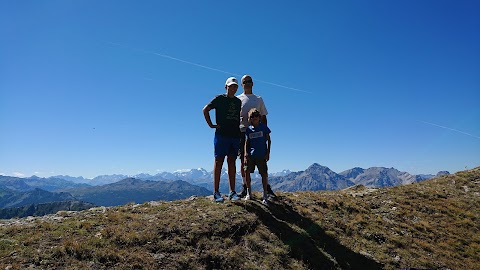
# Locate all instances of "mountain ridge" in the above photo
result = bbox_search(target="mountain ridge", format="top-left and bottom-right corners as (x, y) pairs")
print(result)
(266, 163), (355, 191)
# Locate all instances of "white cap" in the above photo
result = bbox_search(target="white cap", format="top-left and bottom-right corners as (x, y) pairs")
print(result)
(225, 77), (238, 86)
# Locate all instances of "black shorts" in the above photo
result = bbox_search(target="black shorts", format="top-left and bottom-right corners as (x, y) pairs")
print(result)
(244, 157), (268, 175)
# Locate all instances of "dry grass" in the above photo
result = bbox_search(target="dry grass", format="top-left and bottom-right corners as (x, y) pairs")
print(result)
(288, 167), (480, 269)
(0, 167), (478, 269)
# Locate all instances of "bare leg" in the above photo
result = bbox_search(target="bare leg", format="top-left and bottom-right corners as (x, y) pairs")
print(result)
(240, 135), (247, 186)
(213, 157), (224, 193)
(245, 171), (252, 193)
(241, 159), (247, 185)
(261, 173), (268, 198)
(227, 155), (236, 192)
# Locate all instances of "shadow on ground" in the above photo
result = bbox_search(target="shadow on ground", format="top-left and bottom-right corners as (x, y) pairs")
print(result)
(242, 197), (384, 270)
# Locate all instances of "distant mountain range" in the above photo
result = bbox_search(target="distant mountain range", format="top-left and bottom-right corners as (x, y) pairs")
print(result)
(47, 168), (293, 186)
(64, 178), (211, 207)
(266, 164), (354, 191)
(254, 163), (449, 192)
(339, 167), (416, 187)
(0, 176), (211, 215)
(0, 164), (449, 218)
(0, 175), (88, 192)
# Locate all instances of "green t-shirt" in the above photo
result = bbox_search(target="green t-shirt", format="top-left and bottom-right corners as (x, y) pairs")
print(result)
(207, 94), (241, 138)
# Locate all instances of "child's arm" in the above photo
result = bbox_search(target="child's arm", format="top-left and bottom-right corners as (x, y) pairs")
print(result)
(265, 133), (271, 161)
(244, 138), (250, 163)
(261, 115), (268, 126)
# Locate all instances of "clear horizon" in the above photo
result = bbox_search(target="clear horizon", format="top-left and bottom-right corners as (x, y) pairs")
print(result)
(1, 1), (479, 179)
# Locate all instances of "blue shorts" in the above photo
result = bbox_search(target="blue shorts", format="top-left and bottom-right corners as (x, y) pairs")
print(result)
(214, 134), (240, 158)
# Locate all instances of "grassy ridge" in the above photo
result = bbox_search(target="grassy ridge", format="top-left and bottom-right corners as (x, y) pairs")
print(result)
(287, 167), (479, 269)
(0, 168), (478, 269)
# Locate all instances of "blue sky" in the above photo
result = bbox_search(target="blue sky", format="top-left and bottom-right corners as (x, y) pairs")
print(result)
(1, 1), (479, 179)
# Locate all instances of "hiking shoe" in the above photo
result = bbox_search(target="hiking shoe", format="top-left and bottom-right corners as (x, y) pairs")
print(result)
(243, 193), (251, 201)
(267, 184), (277, 199)
(261, 196), (269, 206)
(228, 191), (240, 201)
(213, 192), (224, 203)
(239, 184), (247, 197)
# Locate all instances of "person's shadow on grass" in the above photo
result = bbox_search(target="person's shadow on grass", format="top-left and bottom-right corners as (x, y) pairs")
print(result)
(242, 198), (384, 270)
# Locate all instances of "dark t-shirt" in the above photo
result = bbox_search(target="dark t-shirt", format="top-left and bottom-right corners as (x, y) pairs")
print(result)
(207, 94), (241, 138)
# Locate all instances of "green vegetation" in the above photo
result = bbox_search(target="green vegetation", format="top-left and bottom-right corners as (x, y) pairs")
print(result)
(0, 168), (478, 269)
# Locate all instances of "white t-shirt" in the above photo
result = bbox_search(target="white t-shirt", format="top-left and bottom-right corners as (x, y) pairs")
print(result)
(237, 93), (268, 132)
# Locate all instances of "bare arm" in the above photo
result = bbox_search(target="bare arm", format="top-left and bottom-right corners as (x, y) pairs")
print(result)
(265, 133), (271, 161)
(261, 115), (267, 126)
(202, 105), (219, 129)
(244, 138), (250, 162)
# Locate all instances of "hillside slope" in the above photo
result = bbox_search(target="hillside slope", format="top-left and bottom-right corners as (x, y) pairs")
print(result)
(0, 167), (478, 269)
(0, 200), (96, 219)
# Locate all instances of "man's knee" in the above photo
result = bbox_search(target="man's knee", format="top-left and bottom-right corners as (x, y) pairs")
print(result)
(215, 157), (225, 164)
(227, 155), (236, 163)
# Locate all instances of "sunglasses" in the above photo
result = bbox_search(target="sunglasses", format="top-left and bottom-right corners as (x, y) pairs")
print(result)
(242, 80), (253, 84)
(250, 114), (261, 118)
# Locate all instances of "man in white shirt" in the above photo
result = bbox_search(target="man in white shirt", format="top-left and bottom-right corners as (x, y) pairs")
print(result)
(237, 74), (276, 199)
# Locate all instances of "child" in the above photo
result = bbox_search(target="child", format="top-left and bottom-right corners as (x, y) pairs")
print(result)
(243, 108), (272, 205)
